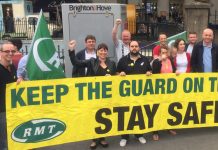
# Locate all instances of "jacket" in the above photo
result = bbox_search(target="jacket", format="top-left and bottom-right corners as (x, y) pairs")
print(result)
(152, 58), (176, 74)
(69, 50), (116, 76)
(71, 49), (86, 77)
(191, 41), (218, 72)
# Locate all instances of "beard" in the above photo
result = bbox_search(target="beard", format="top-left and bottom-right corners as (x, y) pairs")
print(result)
(130, 51), (140, 57)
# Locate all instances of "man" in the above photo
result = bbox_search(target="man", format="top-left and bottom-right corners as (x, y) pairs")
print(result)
(153, 33), (167, 59)
(191, 28), (218, 72)
(185, 32), (198, 56)
(0, 41), (17, 150)
(72, 35), (96, 77)
(116, 40), (152, 147)
(16, 54), (28, 84)
(112, 18), (131, 61)
(9, 39), (23, 69)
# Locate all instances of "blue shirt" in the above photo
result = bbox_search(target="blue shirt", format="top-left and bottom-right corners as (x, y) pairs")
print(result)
(17, 55), (28, 80)
(203, 42), (212, 72)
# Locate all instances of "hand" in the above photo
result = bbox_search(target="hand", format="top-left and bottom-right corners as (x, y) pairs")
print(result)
(119, 71), (126, 76)
(68, 40), (76, 51)
(115, 19), (122, 25)
(146, 71), (152, 76)
(16, 77), (24, 85)
(158, 56), (162, 61)
(175, 70), (180, 76)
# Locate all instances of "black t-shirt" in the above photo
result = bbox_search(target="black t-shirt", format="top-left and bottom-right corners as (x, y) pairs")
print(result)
(116, 54), (152, 75)
(96, 66), (110, 76)
(0, 64), (17, 112)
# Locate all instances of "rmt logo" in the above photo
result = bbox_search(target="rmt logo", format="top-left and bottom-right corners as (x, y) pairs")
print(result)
(12, 118), (66, 143)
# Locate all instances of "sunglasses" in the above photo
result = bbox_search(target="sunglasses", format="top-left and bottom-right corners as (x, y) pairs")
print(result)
(1, 50), (16, 54)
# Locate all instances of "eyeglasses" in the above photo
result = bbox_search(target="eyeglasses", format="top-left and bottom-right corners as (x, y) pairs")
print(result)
(1, 50), (16, 54)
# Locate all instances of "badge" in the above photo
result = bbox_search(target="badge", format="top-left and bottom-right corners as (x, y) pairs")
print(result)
(128, 63), (134, 67)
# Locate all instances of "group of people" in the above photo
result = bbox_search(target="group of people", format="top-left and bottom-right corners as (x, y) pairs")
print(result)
(68, 39), (151, 150)
(153, 28), (218, 74)
(0, 18), (218, 150)
(68, 19), (218, 149)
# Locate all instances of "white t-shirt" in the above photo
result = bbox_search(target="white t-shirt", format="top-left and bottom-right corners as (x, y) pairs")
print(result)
(116, 40), (129, 61)
(176, 52), (188, 73)
(186, 44), (194, 55)
(85, 50), (96, 60)
(85, 50), (96, 73)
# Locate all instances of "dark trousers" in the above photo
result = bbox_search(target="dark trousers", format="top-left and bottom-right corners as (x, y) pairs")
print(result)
(153, 131), (159, 135)
(0, 112), (8, 149)
(121, 134), (143, 140)
(92, 137), (105, 142)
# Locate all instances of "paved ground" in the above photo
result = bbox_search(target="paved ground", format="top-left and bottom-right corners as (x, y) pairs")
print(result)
(38, 127), (218, 150)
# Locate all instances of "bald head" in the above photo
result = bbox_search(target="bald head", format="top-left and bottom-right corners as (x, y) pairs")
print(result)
(203, 28), (213, 34)
(122, 30), (131, 45)
(202, 28), (213, 45)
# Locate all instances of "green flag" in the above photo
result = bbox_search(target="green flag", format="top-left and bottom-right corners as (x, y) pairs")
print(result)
(167, 31), (187, 47)
(142, 31), (187, 49)
(155, 31), (187, 45)
(26, 10), (65, 80)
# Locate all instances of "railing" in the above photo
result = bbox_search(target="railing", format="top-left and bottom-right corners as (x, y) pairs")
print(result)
(134, 8), (184, 41)
(208, 10), (218, 31)
(133, 22), (184, 41)
(209, 10), (218, 25)
(0, 18), (63, 40)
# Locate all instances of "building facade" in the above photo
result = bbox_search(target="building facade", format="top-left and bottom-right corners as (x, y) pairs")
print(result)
(0, 0), (33, 20)
(92, 0), (218, 24)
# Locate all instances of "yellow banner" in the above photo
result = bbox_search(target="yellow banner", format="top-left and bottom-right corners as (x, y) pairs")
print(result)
(6, 73), (218, 149)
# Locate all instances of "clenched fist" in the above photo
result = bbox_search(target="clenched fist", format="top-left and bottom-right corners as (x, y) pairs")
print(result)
(115, 19), (122, 25)
(68, 40), (76, 51)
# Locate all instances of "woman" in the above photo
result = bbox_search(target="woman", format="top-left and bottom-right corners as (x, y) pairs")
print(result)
(152, 45), (177, 140)
(68, 40), (116, 149)
(152, 45), (176, 74)
(174, 38), (191, 73)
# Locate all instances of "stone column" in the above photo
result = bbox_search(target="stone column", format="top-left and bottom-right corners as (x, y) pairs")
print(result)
(157, 0), (169, 20)
(184, 1), (210, 40)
